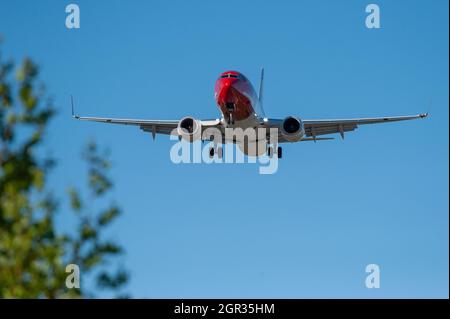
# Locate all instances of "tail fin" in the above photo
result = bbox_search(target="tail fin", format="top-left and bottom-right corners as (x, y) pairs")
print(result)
(258, 67), (266, 117)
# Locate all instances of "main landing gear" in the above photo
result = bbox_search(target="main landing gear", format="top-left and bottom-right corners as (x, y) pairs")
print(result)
(209, 145), (223, 159)
(267, 145), (282, 159)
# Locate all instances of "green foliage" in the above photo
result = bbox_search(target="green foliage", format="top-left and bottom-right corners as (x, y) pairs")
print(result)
(0, 45), (128, 298)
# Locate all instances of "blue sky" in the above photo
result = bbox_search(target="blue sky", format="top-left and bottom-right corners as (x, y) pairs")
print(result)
(1, 0), (448, 298)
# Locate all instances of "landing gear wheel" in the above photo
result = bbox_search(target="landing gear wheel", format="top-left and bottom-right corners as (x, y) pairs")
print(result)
(277, 146), (282, 159)
(209, 146), (215, 158)
(267, 146), (274, 158)
(209, 146), (223, 159)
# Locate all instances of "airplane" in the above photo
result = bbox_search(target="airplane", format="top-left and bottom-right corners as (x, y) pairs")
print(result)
(72, 69), (428, 158)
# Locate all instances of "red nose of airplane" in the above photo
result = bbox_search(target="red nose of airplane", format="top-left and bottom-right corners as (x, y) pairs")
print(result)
(216, 77), (238, 105)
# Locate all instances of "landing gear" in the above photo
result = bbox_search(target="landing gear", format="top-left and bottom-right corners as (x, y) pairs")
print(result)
(209, 145), (223, 159)
(267, 146), (274, 158)
(266, 145), (282, 159)
(227, 113), (235, 126)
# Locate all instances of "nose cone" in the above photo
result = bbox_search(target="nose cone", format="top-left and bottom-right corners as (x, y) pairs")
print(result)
(216, 77), (238, 105)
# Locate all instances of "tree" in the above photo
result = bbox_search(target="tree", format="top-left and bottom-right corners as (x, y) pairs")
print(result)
(0, 43), (128, 298)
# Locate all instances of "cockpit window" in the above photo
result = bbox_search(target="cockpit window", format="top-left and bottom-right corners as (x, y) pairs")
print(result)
(220, 74), (238, 78)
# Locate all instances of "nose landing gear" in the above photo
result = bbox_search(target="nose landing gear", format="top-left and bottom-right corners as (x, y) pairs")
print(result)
(225, 103), (235, 126)
(227, 113), (235, 126)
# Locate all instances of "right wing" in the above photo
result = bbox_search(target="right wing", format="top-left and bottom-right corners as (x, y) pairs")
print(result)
(302, 113), (428, 139)
(73, 114), (222, 140)
(73, 113), (179, 137)
(71, 100), (221, 140)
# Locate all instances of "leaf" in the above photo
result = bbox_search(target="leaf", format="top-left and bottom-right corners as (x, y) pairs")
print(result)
(80, 221), (97, 241)
(97, 206), (120, 226)
(67, 187), (82, 212)
(88, 169), (112, 196)
(31, 168), (44, 190)
(96, 269), (128, 289)
(95, 242), (122, 255)
(16, 58), (38, 83)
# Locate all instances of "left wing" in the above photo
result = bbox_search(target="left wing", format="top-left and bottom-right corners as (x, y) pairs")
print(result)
(302, 113), (428, 139)
(265, 113), (428, 142)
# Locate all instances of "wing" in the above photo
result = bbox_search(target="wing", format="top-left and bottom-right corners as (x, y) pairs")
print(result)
(73, 113), (179, 136)
(73, 113), (223, 139)
(302, 113), (428, 139)
(72, 112), (225, 144)
(71, 95), (224, 140)
(265, 113), (428, 142)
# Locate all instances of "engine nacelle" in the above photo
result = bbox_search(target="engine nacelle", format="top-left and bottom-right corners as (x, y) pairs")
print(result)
(177, 116), (201, 141)
(280, 116), (304, 142)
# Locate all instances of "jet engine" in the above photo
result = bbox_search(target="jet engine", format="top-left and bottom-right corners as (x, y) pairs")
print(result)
(280, 116), (304, 142)
(177, 117), (201, 141)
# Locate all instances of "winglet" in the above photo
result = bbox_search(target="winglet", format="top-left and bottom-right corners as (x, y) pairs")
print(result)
(71, 95), (79, 119)
(419, 100), (432, 119)
(258, 67), (266, 117)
